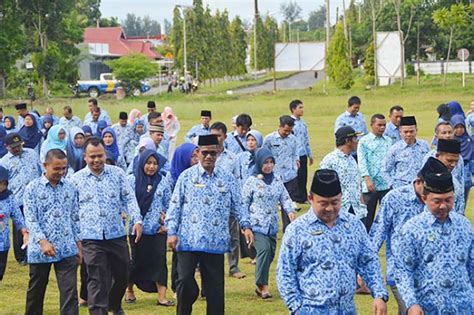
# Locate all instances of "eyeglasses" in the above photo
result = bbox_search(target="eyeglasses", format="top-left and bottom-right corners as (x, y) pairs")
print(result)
(201, 151), (218, 157)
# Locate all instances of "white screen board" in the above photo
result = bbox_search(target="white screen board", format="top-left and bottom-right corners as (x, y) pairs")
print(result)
(376, 32), (403, 86)
(275, 42), (326, 72)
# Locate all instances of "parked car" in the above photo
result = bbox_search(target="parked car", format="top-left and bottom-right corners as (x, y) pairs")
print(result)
(71, 73), (151, 97)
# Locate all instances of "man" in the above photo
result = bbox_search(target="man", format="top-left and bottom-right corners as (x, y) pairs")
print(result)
(23, 149), (81, 315)
(70, 138), (142, 315)
(83, 107), (101, 135)
(165, 134), (254, 315)
(334, 96), (368, 135)
(0, 133), (42, 264)
(394, 168), (474, 314)
(83, 98), (111, 125)
(225, 113), (252, 154)
(383, 116), (430, 189)
(112, 112), (133, 162)
(263, 115), (299, 232)
(148, 124), (169, 159)
(321, 126), (367, 221)
(142, 100), (157, 130)
(357, 114), (392, 231)
(44, 107), (59, 125)
(384, 105), (404, 144)
(59, 106), (82, 131)
(289, 99), (313, 203)
(370, 157), (445, 315)
(16, 103), (40, 128)
(184, 110), (212, 144)
(210, 122), (245, 279)
(277, 169), (389, 314)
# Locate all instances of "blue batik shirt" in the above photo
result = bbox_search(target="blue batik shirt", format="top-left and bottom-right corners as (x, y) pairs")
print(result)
(236, 151), (256, 188)
(394, 209), (474, 313)
(70, 165), (142, 240)
(263, 131), (299, 183)
(384, 122), (401, 144)
(0, 148), (42, 206)
(0, 195), (25, 252)
(184, 124), (210, 143)
(320, 149), (367, 219)
(357, 132), (392, 193)
(334, 111), (368, 135)
(84, 109), (111, 125)
(277, 210), (388, 314)
(18, 112), (41, 128)
(369, 183), (425, 286)
(291, 116), (313, 158)
(216, 149), (238, 178)
(112, 123), (134, 155)
(84, 120), (99, 135)
(224, 131), (247, 154)
(383, 139), (430, 189)
(465, 113), (474, 137)
(165, 163), (251, 254)
(23, 176), (80, 263)
(242, 175), (294, 236)
(139, 133), (170, 162)
(127, 174), (172, 236)
(59, 116), (82, 132)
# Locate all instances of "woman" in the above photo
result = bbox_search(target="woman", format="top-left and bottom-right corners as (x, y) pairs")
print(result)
(237, 130), (263, 187)
(126, 137), (156, 175)
(452, 114), (473, 203)
(447, 101), (465, 118)
(66, 127), (85, 172)
(40, 125), (68, 162)
(101, 127), (126, 170)
(81, 126), (93, 141)
(0, 127), (7, 158)
(162, 107), (180, 160)
(126, 119), (146, 164)
(129, 109), (142, 126)
(4, 116), (17, 134)
(18, 113), (43, 153)
(41, 115), (54, 139)
(242, 148), (295, 299)
(125, 149), (174, 307)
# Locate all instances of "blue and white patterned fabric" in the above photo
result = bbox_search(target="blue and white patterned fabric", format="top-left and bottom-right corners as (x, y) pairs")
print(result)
(139, 132), (170, 162)
(465, 113), (474, 137)
(127, 174), (172, 235)
(165, 163), (251, 254)
(320, 149), (367, 219)
(422, 149), (464, 190)
(58, 116), (82, 132)
(112, 123), (134, 156)
(0, 195), (25, 251)
(215, 149), (238, 178)
(84, 120), (99, 136)
(384, 122), (401, 144)
(334, 111), (368, 135)
(277, 210), (388, 313)
(23, 176), (80, 263)
(369, 183), (425, 286)
(224, 131), (247, 154)
(394, 209), (474, 312)
(18, 112), (41, 128)
(84, 109), (111, 126)
(291, 116), (313, 158)
(236, 151), (255, 188)
(70, 165), (142, 240)
(242, 175), (295, 236)
(184, 124), (209, 143)
(0, 148), (42, 206)
(263, 131), (299, 183)
(357, 132), (392, 193)
(383, 139), (430, 189)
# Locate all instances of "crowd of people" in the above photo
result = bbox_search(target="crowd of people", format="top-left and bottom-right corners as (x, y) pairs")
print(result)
(0, 96), (472, 315)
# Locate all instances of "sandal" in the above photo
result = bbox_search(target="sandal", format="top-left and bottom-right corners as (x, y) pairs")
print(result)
(157, 300), (175, 307)
(124, 292), (136, 304)
(261, 292), (272, 299)
(255, 288), (262, 297)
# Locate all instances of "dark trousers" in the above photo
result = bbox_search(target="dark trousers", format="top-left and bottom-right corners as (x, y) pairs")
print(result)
(171, 251), (178, 292)
(362, 189), (390, 232)
(82, 237), (129, 315)
(176, 251), (224, 315)
(254, 234), (276, 286)
(390, 285), (408, 315)
(295, 155), (308, 203)
(25, 256), (78, 315)
(227, 216), (241, 275)
(13, 205), (26, 263)
(282, 178), (299, 233)
(79, 262), (88, 301)
(0, 250), (8, 281)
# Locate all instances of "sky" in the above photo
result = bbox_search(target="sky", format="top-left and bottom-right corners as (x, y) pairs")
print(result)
(100, 0), (346, 27)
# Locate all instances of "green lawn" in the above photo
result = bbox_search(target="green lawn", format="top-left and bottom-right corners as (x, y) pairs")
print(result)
(0, 73), (473, 314)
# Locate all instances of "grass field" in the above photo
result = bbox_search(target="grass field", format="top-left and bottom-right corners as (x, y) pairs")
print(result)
(0, 73), (473, 314)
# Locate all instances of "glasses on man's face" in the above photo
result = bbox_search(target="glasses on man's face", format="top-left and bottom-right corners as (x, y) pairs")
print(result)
(201, 151), (218, 157)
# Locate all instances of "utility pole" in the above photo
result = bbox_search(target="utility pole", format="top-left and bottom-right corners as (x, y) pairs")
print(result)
(326, 0), (330, 82)
(176, 5), (193, 76)
(254, 0), (259, 79)
(342, 0), (348, 40)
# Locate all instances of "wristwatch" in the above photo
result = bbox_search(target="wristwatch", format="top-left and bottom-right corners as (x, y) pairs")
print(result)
(380, 295), (389, 303)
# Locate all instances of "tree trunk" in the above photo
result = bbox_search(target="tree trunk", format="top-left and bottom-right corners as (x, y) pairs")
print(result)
(444, 27), (454, 87)
(0, 73), (5, 98)
(372, 13), (378, 87)
(395, 8), (405, 86)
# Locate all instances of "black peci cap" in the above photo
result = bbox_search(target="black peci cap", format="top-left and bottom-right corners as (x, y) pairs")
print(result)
(335, 126), (361, 142)
(437, 139), (461, 154)
(400, 116), (417, 126)
(201, 110), (212, 117)
(417, 157), (448, 180)
(119, 112), (128, 120)
(15, 103), (27, 110)
(310, 169), (342, 197)
(147, 101), (156, 109)
(424, 171), (454, 194)
(198, 134), (218, 146)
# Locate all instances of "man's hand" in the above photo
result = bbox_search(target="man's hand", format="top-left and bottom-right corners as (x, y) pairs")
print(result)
(167, 235), (178, 251)
(296, 160), (301, 169)
(21, 228), (29, 248)
(365, 176), (375, 192)
(76, 241), (83, 265)
(158, 225), (167, 234)
(372, 298), (387, 315)
(288, 212), (296, 222)
(309, 157), (314, 166)
(243, 229), (254, 248)
(39, 239), (56, 257)
(407, 305), (424, 315)
(132, 223), (143, 243)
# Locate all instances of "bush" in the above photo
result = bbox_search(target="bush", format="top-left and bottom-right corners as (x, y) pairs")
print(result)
(406, 63), (415, 76)
(326, 22), (354, 89)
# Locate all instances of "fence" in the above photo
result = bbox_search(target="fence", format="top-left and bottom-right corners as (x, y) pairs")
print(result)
(413, 61), (472, 75)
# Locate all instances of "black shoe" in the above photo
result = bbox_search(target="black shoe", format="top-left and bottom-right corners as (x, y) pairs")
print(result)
(112, 309), (126, 315)
(18, 259), (28, 266)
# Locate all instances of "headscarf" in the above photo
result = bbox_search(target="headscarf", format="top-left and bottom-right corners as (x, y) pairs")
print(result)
(0, 127), (7, 158)
(246, 129), (263, 171)
(129, 109), (142, 125)
(451, 114), (473, 161)
(101, 127), (120, 163)
(42, 125), (68, 153)
(66, 127), (85, 171)
(162, 106), (177, 131)
(4, 116), (16, 131)
(437, 104), (452, 122)
(81, 125), (93, 137)
(171, 143), (198, 182)
(134, 149), (167, 216)
(254, 147), (275, 185)
(18, 113), (43, 149)
(96, 120), (108, 137)
(41, 115), (53, 139)
(134, 119), (145, 133)
(0, 166), (12, 201)
(447, 101), (465, 119)
(137, 137), (156, 152)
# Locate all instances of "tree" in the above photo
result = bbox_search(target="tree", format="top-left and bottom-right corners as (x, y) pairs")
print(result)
(326, 22), (354, 89)
(364, 42), (375, 84)
(106, 53), (156, 93)
(366, 0), (387, 86)
(308, 6), (326, 30)
(263, 15), (279, 69)
(164, 19), (172, 36)
(122, 13), (142, 36)
(433, 3), (469, 86)
(280, 1), (302, 23)
(142, 15), (161, 36)
(249, 14), (267, 71)
(229, 16), (247, 75)
(99, 16), (120, 27)
(76, 0), (101, 27)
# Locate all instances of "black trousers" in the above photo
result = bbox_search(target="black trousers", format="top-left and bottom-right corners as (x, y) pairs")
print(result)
(82, 237), (129, 315)
(0, 250), (8, 281)
(176, 251), (224, 315)
(79, 262), (88, 301)
(227, 216), (241, 274)
(295, 155), (308, 203)
(13, 205), (26, 263)
(282, 178), (299, 233)
(25, 256), (78, 315)
(362, 189), (390, 232)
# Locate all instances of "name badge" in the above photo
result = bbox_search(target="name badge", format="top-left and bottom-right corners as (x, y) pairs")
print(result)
(311, 230), (324, 236)
(194, 183), (205, 188)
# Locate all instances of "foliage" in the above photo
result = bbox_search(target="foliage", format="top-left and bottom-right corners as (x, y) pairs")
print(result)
(99, 16), (120, 27)
(164, 19), (172, 36)
(364, 42), (375, 84)
(106, 53), (156, 92)
(327, 22), (354, 89)
(122, 13), (161, 37)
(229, 16), (248, 76)
(280, 1), (302, 23)
(308, 6), (326, 30)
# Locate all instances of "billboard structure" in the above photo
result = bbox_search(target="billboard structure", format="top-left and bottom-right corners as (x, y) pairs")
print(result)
(275, 42), (326, 72)
(376, 32), (403, 86)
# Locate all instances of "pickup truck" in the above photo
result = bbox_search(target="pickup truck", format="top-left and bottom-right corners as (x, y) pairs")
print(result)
(72, 73), (151, 97)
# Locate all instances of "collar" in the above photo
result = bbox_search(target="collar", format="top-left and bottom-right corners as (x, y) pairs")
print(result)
(290, 115), (301, 121)
(388, 122), (398, 130)
(344, 111), (359, 118)
(402, 139), (420, 148)
(200, 124), (209, 130)
(197, 163), (218, 178)
(306, 207), (349, 226)
(40, 174), (64, 187)
(232, 130), (245, 138)
(424, 207), (452, 226)
(85, 164), (110, 178)
(335, 148), (351, 158)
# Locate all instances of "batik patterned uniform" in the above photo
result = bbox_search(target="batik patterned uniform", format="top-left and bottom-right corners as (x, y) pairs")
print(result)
(84, 110), (111, 126)
(236, 151), (255, 188)
(292, 117), (313, 159)
(384, 122), (400, 144)
(59, 116), (82, 132)
(334, 111), (368, 135)
(394, 209), (474, 313)
(112, 124), (134, 160)
(0, 196), (25, 251)
(277, 210), (388, 314)
(263, 132), (299, 183)
(184, 124), (209, 143)
(215, 149), (238, 178)
(225, 131), (247, 154)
